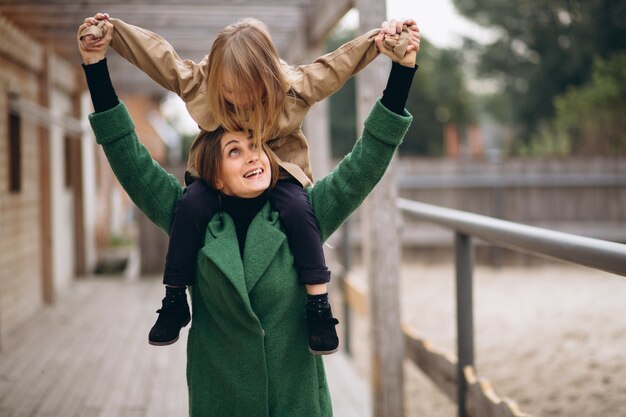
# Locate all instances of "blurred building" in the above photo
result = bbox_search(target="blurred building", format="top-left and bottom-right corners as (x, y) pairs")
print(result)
(0, 14), (86, 345)
(0, 15), (175, 348)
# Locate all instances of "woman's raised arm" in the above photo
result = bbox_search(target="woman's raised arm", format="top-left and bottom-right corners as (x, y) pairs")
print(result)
(79, 22), (183, 233)
(308, 61), (417, 241)
(89, 103), (183, 234)
(308, 99), (412, 242)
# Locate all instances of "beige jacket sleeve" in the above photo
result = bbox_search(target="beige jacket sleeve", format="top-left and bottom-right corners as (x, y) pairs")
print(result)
(92, 19), (410, 132)
(286, 29), (382, 107)
(108, 18), (208, 102)
(105, 18), (217, 131)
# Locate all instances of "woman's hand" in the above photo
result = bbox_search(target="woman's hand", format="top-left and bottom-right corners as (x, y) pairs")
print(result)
(77, 13), (114, 65)
(375, 18), (420, 66)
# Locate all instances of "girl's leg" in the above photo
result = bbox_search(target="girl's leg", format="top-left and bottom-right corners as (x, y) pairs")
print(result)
(150, 179), (219, 346)
(270, 179), (339, 355)
(270, 179), (330, 285)
(163, 179), (219, 286)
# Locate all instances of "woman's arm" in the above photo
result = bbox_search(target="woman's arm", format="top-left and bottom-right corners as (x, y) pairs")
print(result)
(89, 103), (183, 234)
(78, 23), (183, 233)
(308, 100), (411, 242)
(309, 63), (416, 242)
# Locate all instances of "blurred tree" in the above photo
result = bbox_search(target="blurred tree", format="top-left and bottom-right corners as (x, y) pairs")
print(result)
(452, 0), (626, 147)
(407, 41), (476, 156)
(326, 29), (358, 158)
(327, 30), (475, 157)
(527, 52), (626, 156)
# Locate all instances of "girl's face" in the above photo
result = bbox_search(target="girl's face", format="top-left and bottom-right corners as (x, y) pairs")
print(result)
(222, 75), (253, 107)
(223, 86), (247, 107)
(215, 131), (271, 198)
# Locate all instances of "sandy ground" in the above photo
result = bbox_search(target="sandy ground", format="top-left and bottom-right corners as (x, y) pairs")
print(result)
(344, 263), (626, 417)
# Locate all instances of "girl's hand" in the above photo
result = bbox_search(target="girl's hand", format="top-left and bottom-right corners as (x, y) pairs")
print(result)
(401, 19), (420, 54)
(77, 14), (114, 65)
(375, 18), (420, 65)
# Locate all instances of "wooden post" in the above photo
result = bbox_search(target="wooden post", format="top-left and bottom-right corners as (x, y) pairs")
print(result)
(38, 47), (54, 304)
(303, 44), (331, 179)
(72, 71), (87, 277)
(455, 232), (475, 417)
(356, 1), (405, 416)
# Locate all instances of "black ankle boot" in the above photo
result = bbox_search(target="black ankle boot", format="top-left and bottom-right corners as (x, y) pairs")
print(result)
(306, 304), (339, 355)
(149, 287), (191, 346)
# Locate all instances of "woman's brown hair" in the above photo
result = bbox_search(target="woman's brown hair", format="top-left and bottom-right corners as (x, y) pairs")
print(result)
(194, 128), (280, 192)
(206, 18), (288, 147)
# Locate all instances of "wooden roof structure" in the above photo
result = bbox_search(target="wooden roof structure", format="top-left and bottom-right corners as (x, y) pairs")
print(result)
(0, 0), (352, 93)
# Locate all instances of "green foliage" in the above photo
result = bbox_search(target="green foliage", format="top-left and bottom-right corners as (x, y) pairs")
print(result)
(452, 0), (626, 147)
(526, 52), (626, 156)
(327, 31), (475, 157)
(327, 30), (358, 158)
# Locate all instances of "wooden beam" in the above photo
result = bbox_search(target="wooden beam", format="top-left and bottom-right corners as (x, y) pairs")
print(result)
(464, 367), (534, 417)
(0, 4), (302, 17)
(0, 0), (312, 5)
(26, 29), (295, 45)
(307, 0), (353, 45)
(344, 272), (368, 317)
(0, 13), (43, 73)
(404, 326), (535, 417)
(38, 47), (53, 304)
(403, 324), (458, 401)
(72, 69), (86, 278)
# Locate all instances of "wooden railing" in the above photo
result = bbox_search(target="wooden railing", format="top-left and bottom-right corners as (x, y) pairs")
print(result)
(337, 199), (626, 417)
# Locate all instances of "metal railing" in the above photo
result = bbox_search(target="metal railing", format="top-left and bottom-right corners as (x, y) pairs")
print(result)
(398, 199), (626, 417)
(338, 199), (626, 417)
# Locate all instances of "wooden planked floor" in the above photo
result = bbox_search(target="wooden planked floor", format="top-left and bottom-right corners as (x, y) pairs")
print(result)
(0, 276), (371, 417)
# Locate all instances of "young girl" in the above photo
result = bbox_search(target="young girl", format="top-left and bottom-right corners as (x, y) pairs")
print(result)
(80, 14), (419, 354)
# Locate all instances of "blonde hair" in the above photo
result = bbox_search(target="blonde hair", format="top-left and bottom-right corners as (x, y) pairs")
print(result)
(207, 18), (288, 147)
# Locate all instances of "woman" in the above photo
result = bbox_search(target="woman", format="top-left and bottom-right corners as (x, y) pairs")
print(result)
(79, 21), (416, 417)
(79, 14), (419, 352)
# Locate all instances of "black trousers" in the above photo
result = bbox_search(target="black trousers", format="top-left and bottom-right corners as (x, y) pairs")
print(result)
(163, 178), (330, 286)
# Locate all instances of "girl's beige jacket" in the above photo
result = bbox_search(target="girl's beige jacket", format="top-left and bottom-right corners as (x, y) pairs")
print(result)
(103, 18), (409, 186)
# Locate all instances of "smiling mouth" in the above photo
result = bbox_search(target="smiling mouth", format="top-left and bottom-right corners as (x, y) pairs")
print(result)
(243, 168), (264, 178)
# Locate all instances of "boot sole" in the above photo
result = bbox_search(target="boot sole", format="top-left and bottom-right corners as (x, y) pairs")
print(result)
(149, 336), (180, 346)
(148, 317), (191, 346)
(309, 347), (339, 356)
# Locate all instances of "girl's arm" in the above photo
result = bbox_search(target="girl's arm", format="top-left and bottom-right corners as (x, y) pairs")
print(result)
(81, 14), (415, 109)
(81, 16), (208, 104)
(288, 20), (418, 106)
(309, 63), (416, 242)
(286, 28), (381, 106)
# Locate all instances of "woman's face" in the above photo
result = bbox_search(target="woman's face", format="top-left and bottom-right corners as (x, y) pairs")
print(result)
(216, 131), (271, 198)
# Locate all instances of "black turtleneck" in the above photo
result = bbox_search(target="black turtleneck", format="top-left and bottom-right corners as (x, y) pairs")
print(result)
(220, 191), (269, 257)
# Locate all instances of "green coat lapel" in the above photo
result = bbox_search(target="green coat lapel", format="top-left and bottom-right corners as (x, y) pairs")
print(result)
(243, 204), (287, 293)
(201, 213), (248, 305)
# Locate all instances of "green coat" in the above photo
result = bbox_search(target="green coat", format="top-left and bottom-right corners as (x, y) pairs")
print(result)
(89, 100), (412, 417)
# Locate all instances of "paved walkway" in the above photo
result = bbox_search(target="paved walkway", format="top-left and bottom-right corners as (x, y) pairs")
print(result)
(0, 277), (370, 417)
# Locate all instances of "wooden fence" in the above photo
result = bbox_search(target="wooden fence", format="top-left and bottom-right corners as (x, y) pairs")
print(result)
(336, 199), (626, 417)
